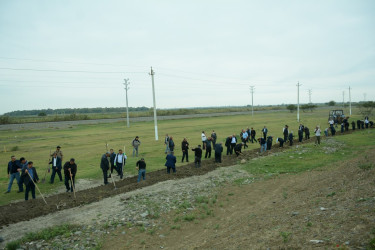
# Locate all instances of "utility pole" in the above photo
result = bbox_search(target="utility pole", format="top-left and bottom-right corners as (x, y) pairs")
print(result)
(349, 86), (352, 115)
(123, 78), (130, 127)
(364, 93), (367, 102)
(342, 91), (345, 108)
(250, 86), (255, 116)
(308, 89), (312, 104)
(149, 67), (158, 141)
(297, 81), (301, 122)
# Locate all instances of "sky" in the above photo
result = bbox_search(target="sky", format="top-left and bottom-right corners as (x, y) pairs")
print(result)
(0, 0), (374, 115)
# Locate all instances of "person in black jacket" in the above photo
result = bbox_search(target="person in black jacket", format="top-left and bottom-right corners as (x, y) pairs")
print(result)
(234, 143), (243, 157)
(214, 142), (223, 163)
(225, 136), (232, 155)
(49, 153), (62, 184)
(181, 138), (189, 162)
(351, 121), (356, 130)
(205, 137), (212, 158)
(298, 124), (304, 142)
(283, 125), (289, 142)
(136, 158), (146, 182)
(211, 130), (217, 148)
(266, 136), (273, 150)
(64, 158), (77, 192)
(288, 132), (294, 146)
(192, 145), (203, 168)
(250, 128), (256, 143)
(169, 136), (175, 152)
(304, 127), (310, 140)
(109, 149), (116, 177)
(5, 155), (23, 194)
(22, 161), (39, 201)
(100, 152), (110, 185)
(276, 138), (284, 147)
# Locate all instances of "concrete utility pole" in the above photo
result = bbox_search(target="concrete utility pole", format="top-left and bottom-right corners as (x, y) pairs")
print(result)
(297, 81), (301, 122)
(308, 89), (312, 104)
(250, 86), (255, 116)
(342, 91), (345, 108)
(123, 78), (130, 127)
(149, 67), (159, 141)
(349, 86), (352, 115)
(364, 93), (367, 102)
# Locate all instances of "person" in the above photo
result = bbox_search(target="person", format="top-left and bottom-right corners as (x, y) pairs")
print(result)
(164, 134), (170, 154)
(100, 152), (110, 185)
(241, 130), (248, 148)
(298, 124), (304, 142)
(211, 130), (217, 148)
(344, 117), (349, 131)
(356, 120), (361, 130)
(230, 134), (237, 154)
(365, 117), (369, 128)
(262, 126), (268, 140)
(276, 138), (284, 147)
(18, 157), (28, 189)
(370, 121), (374, 128)
(51, 146), (63, 162)
(351, 121), (356, 130)
(314, 126), (321, 145)
(49, 153), (62, 184)
(324, 128), (329, 137)
(192, 145), (203, 168)
(234, 143), (243, 157)
(329, 119), (334, 129)
(330, 126), (336, 136)
(259, 137), (267, 153)
(181, 138), (189, 162)
(283, 125), (289, 143)
(214, 142), (223, 163)
(250, 128), (256, 143)
(22, 161), (39, 201)
(63, 158), (77, 192)
(225, 135), (232, 155)
(5, 155), (23, 193)
(132, 136), (141, 157)
(205, 137), (212, 158)
(114, 149), (127, 179)
(169, 136), (175, 152)
(109, 149), (116, 177)
(266, 136), (273, 150)
(246, 127), (251, 143)
(361, 120), (365, 129)
(165, 151), (176, 173)
(201, 131), (207, 150)
(288, 131), (294, 146)
(136, 158), (146, 182)
(304, 127), (310, 140)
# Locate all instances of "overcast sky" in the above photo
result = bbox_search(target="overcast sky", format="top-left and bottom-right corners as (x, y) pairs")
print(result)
(0, 0), (374, 115)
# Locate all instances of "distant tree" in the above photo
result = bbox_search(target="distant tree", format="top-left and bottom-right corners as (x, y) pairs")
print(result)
(38, 112), (47, 117)
(301, 104), (317, 112)
(328, 100), (336, 106)
(358, 101), (375, 116)
(286, 104), (297, 113)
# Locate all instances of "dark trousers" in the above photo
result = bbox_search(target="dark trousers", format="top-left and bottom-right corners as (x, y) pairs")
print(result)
(251, 135), (255, 143)
(298, 134), (303, 142)
(167, 166), (176, 173)
(267, 142), (272, 150)
(116, 162), (124, 178)
(50, 168), (62, 183)
(110, 164), (115, 174)
(226, 146), (231, 155)
(215, 152), (222, 163)
(305, 133), (310, 139)
(102, 168), (108, 184)
(65, 175), (75, 192)
(242, 138), (248, 148)
(195, 156), (201, 168)
(182, 150), (189, 162)
(284, 134), (288, 142)
(290, 140), (293, 146)
(230, 143), (236, 154)
(205, 147), (211, 158)
(263, 133), (267, 140)
(25, 183), (36, 200)
(279, 141), (284, 147)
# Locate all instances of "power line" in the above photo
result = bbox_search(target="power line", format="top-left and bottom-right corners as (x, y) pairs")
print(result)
(0, 67), (146, 74)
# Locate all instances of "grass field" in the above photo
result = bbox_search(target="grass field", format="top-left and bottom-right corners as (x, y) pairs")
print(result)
(0, 107), (365, 205)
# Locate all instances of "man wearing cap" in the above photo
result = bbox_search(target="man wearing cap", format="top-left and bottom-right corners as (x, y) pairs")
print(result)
(100, 152), (110, 185)
(63, 158), (77, 192)
(22, 161), (39, 200)
(136, 158), (146, 182)
(51, 146), (63, 162)
(5, 155), (23, 193)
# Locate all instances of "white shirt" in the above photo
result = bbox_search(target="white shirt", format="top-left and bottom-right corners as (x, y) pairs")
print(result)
(315, 129), (321, 136)
(53, 157), (57, 167)
(201, 133), (207, 142)
(329, 120), (334, 125)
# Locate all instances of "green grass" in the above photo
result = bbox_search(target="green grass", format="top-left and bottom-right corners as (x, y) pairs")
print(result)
(0, 106), (368, 205)
(5, 224), (78, 250)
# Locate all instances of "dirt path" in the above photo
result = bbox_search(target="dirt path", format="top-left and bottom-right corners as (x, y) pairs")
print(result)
(103, 148), (375, 249)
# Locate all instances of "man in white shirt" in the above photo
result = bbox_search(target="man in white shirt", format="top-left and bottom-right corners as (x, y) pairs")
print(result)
(114, 149), (127, 179)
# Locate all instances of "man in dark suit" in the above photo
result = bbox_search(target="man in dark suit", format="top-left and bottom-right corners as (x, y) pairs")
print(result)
(22, 161), (39, 201)
(165, 151), (177, 173)
(100, 152), (110, 185)
(214, 142), (223, 163)
(49, 153), (62, 184)
(64, 158), (77, 192)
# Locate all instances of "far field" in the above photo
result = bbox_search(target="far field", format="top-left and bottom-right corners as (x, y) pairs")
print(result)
(0, 107), (363, 205)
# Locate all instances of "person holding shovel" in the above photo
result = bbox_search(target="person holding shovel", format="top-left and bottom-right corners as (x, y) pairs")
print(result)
(100, 152), (110, 185)
(22, 161), (39, 201)
(63, 158), (77, 192)
(114, 149), (127, 179)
